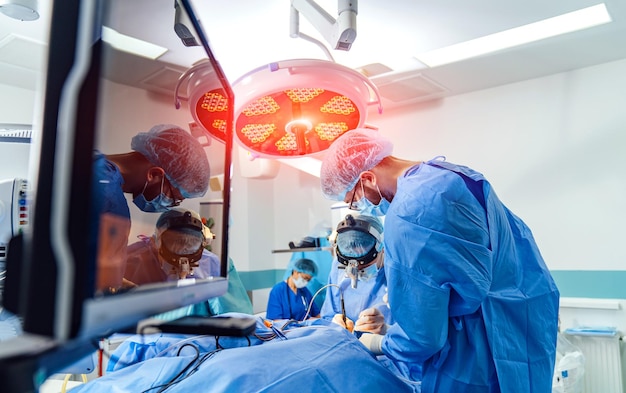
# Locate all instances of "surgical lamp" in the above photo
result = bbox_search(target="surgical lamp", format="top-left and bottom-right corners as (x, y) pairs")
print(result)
(175, 59), (230, 144)
(231, 59), (382, 158)
(176, 58), (382, 158)
(175, 0), (381, 158)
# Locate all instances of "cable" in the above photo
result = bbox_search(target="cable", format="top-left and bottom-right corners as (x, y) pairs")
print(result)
(294, 32), (335, 62)
(139, 344), (201, 393)
(301, 283), (343, 321)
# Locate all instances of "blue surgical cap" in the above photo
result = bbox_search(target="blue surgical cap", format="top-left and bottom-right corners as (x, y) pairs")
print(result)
(131, 124), (210, 198)
(293, 258), (318, 277)
(320, 128), (393, 201)
(336, 214), (383, 258)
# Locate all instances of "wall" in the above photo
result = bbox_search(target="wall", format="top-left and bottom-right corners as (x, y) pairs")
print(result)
(0, 85), (39, 180)
(367, 58), (626, 299)
(370, 59), (626, 273)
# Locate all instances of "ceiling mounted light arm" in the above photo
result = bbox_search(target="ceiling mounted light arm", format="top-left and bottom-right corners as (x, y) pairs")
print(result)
(290, 0), (357, 51)
(290, 7), (335, 62)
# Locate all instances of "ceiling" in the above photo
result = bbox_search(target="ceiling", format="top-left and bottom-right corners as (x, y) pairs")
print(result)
(2, 0), (626, 110)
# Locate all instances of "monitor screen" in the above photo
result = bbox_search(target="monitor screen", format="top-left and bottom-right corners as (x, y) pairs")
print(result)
(0, 0), (234, 380)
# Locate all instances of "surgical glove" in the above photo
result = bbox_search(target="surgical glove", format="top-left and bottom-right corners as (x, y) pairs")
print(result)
(359, 333), (383, 355)
(355, 307), (387, 334)
(331, 313), (354, 333)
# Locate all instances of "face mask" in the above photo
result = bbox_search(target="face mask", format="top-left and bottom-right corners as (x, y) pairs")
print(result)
(293, 276), (309, 289)
(133, 178), (174, 213)
(360, 185), (390, 217)
(351, 180), (390, 217)
(359, 262), (380, 282)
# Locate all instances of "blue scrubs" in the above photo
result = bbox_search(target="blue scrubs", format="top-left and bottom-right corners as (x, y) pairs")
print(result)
(381, 159), (559, 393)
(266, 281), (320, 320)
(320, 258), (391, 324)
(282, 237), (333, 310)
(91, 152), (131, 291)
(125, 237), (253, 315)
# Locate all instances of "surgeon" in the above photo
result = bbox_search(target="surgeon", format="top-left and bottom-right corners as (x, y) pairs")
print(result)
(92, 124), (210, 292)
(321, 213), (390, 335)
(319, 128), (560, 393)
(266, 258), (320, 321)
(124, 207), (253, 315)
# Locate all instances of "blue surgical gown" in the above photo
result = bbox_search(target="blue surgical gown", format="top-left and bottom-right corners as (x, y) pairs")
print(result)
(91, 152), (131, 291)
(266, 281), (320, 320)
(320, 258), (392, 324)
(125, 237), (253, 315)
(320, 258), (422, 385)
(381, 159), (559, 393)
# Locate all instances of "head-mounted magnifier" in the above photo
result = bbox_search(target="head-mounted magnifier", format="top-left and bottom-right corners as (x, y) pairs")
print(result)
(335, 214), (381, 268)
(158, 211), (205, 271)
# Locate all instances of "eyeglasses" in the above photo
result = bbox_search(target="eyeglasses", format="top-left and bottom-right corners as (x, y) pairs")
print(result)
(347, 178), (363, 211)
(163, 177), (184, 207)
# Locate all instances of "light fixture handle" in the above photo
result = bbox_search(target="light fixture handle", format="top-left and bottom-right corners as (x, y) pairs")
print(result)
(173, 61), (214, 109)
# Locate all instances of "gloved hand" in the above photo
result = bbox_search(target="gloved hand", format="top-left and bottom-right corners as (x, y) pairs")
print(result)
(358, 333), (383, 355)
(331, 313), (354, 333)
(355, 307), (387, 334)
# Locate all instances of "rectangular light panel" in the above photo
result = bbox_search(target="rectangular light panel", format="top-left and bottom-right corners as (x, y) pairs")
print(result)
(416, 4), (612, 67)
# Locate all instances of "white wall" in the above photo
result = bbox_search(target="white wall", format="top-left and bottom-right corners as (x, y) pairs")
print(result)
(235, 58), (626, 274)
(0, 85), (39, 180)
(366, 58), (626, 270)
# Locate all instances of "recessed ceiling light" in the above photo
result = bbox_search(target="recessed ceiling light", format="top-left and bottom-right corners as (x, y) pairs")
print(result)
(416, 3), (612, 67)
(101, 26), (168, 60)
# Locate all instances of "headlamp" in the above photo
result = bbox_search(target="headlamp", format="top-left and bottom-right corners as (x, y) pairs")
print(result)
(157, 210), (205, 271)
(335, 214), (380, 268)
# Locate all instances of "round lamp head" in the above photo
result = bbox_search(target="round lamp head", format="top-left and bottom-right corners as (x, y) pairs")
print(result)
(182, 60), (230, 144)
(232, 59), (381, 158)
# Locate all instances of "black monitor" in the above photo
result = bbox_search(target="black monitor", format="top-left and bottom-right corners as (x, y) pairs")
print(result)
(0, 0), (234, 390)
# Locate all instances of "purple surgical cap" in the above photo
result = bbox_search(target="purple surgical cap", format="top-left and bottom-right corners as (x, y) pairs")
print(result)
(320, 128), (394, 200)
(131, 124), (210, 198)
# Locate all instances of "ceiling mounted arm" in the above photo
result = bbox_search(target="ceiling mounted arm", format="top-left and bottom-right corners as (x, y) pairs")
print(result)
(290, 0), (357, 51)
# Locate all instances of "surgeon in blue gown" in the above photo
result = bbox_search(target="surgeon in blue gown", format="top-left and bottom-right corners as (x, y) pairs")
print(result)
(124, 208), (253, 316)
(321, 213), (391, 332)
(319, 128), (560, 393)
(91, 124), (210, 292)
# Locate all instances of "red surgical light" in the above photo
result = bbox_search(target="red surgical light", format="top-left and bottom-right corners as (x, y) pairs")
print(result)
(232, 59), (382, 158)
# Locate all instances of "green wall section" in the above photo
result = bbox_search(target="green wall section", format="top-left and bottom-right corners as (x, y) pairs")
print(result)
(238, 269), (286, 291)
(550, 270), (626, 299)
(239, 269), (626, 300)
